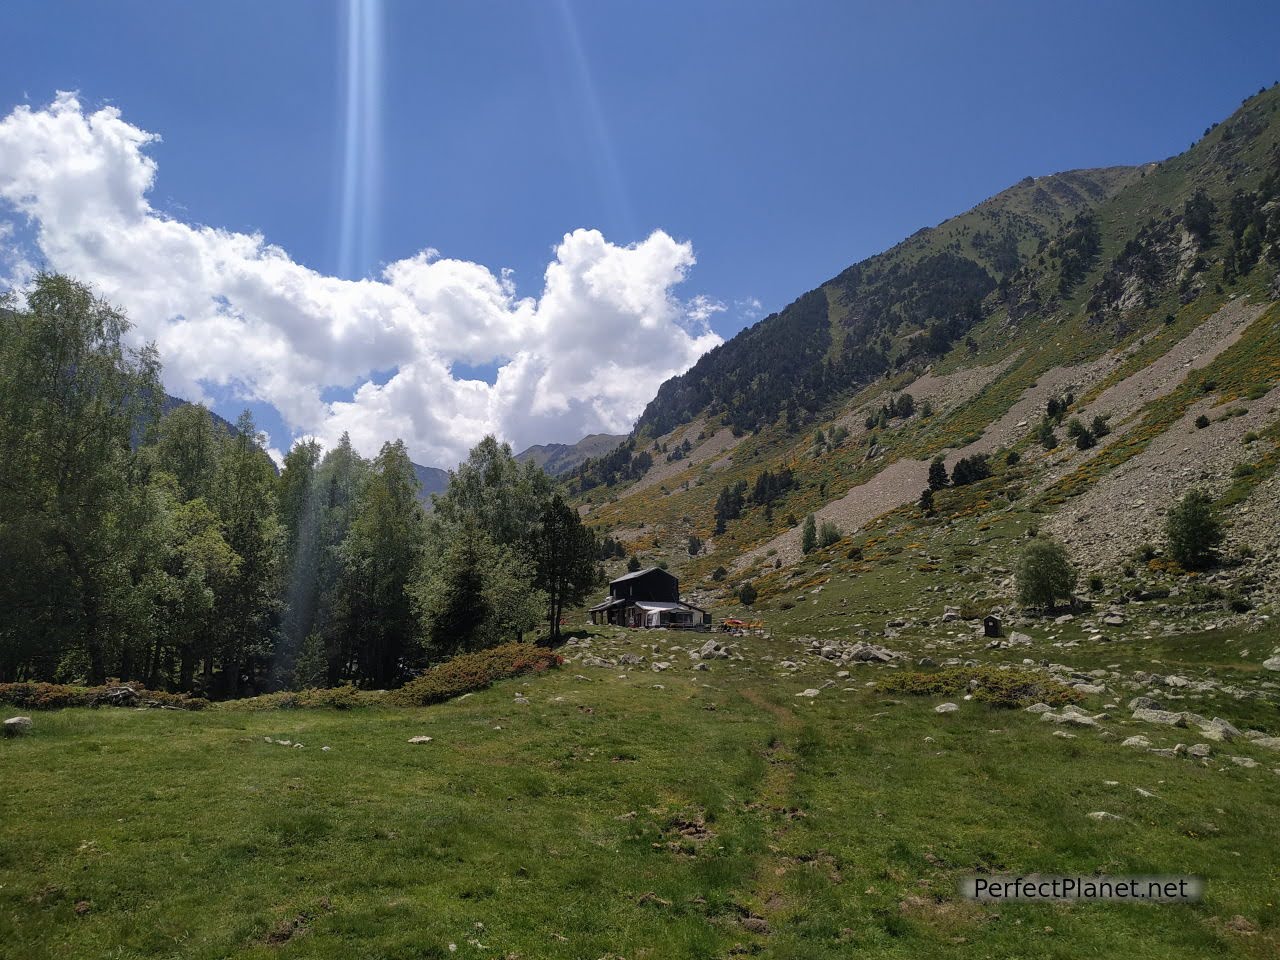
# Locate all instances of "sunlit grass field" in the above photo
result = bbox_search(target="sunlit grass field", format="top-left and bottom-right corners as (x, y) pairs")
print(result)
(3, 627), (1279, 959)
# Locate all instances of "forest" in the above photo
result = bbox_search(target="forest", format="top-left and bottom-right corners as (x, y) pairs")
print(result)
(0, 275), (601, 697)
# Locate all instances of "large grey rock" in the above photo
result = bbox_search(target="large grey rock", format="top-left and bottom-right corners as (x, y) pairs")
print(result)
(1127, 696), (1161, 711)
(1042, 711), (1099, 729)
(1121, 735), (1152, 749)
(1252, 737), (1280, 752)
(3, 716), (32, 737)
(1263, 656), (1280, 672)
(1187, 743), (1213, 759)
(1132, 708), (1188, 727)
(1199, 718), (1241, 743)
(934, 702), (959, 714)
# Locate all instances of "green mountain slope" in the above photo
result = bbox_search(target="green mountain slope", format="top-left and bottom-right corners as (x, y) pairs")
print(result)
(569, 84), (1280, 623)
(515, 433), (626, 476)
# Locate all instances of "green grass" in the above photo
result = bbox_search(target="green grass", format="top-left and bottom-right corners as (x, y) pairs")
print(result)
(3, 621), (1279, 958)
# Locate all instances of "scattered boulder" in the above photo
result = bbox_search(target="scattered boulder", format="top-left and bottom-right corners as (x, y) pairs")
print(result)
(1122, 735), (1152, 749)
(1251, 737), (1280, 752)
(795, 688), (821, 698)
(407, 736), (434, 744)
(1187, 743), (1213, 759)
(1132, 708), (1188, 727)
(1199, 718), (1241, 743)
(934, 702), (959, 714)
(1262, 656), (1280, 672)
(1087, 811), (1123, 822)
(3, 716), (32, 737)
(1127, 696), (1161, 711)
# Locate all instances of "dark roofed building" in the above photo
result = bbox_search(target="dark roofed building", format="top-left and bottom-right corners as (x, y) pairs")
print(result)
(588, 567), (710, 630)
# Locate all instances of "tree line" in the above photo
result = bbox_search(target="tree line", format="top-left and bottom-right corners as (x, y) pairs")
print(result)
(0, 275), (600, 695)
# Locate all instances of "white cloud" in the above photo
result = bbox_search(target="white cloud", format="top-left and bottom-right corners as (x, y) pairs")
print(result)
(0, 93), (723, 465)
(686, 293), (727, 325)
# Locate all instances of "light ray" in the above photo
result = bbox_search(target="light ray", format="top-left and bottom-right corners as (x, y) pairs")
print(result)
(339, 0), (383, 279)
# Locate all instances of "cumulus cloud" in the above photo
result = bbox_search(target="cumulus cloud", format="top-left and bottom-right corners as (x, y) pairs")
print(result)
(0, 93), (724, 465)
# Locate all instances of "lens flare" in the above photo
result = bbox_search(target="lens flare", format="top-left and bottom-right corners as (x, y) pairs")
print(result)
(339, 0), (383, 279)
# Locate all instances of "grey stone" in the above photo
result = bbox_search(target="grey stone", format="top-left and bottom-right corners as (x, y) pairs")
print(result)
(1187, 743), (1212, 758)
(934, 702), (959, 714)
(3, 716), (32, 737)
(1132, 708), (1188, 727)
(1024, 703), (1053, 714)
(1127, 696), (1161, 711)
(1199, 718), (1241, 742)
(1121, 735), (1152, 748)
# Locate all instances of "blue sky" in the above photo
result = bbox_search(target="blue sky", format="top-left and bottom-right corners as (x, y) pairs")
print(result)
(1, 1), (1277, 465)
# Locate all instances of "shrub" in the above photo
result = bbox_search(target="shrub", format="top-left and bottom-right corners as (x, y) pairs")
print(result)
(880, 667), (1082, 708)
(1166, 489), (1223, 570)
(847, 545), (864, 561)
(918, 488), (934, 513)
(1015, 538), (1077, 611)
(0, 681), (208, 711)
(391, 644), (562, 707)
(1194, 414), (1210, 429)
(1087, 574), (1104, 592)
(738, 582), (758, 606)
(225, 685), (369, 711)
(1038, 420), (1058, 450)
(1005, 449), (1020, 466)
(817, 521), (842, 549)
(711, 566), (727, 582)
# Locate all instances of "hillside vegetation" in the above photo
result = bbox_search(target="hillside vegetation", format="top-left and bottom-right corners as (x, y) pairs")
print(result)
(569, 85), (1280, 629)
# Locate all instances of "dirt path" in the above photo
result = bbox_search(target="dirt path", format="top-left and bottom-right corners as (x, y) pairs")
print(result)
(734, 685), (805, 943)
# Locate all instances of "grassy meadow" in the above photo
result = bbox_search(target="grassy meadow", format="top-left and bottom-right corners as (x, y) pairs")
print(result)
(3, 622), (1279, 959)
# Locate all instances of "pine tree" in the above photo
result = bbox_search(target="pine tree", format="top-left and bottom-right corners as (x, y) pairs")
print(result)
(927, 456), (949, 491)
(801, 514), (817, 554)
(1166, 490), (1223, 570)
